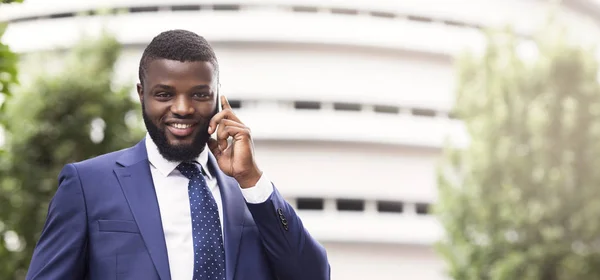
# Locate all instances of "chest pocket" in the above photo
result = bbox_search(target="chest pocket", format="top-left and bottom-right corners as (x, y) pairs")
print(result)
(98, 220), (140, 233)
(95, 220), (146, 256)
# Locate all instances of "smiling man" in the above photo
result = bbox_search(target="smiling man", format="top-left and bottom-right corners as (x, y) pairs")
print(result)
(25, 29), (330, 280)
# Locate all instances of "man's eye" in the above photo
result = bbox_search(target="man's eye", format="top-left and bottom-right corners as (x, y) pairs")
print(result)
(193, 92), (210, 98)
(156, 92), (171, 98)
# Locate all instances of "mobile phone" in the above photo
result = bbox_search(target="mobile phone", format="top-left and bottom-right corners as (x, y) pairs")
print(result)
(210, 88), (221, 140)
(217, 89), (222, 113)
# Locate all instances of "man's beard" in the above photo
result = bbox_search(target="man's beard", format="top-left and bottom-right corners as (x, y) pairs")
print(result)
(142, 103), (212, 162)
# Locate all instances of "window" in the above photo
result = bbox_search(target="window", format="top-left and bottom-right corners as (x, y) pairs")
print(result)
(377, 201), (403, 213)
(297, 198), (324, 210)
(228, 99), (242, 109)
(294, 101), (321, 110)
(333, 102), (361, 111)
(415, 203), (430, 215)
(374, 105), (399, 114)
(336, 199), (364, 211)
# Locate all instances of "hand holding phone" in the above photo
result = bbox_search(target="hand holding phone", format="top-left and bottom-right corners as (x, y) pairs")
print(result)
(207, 95), (262, 188)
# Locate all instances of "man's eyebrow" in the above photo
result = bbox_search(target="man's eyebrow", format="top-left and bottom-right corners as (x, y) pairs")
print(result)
(152, 84), (175, 91)
(189, 85), (210, 91)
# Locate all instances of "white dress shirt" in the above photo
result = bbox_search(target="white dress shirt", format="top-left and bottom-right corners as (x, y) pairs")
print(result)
(145, 134), (273, 280)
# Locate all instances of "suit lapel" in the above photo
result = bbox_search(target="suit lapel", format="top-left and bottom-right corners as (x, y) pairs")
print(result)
(208, 153), (245, 280)
(114, 140), (171, 280)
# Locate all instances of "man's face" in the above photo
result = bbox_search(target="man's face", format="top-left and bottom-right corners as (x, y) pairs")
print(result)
(137, 59), (218, 162)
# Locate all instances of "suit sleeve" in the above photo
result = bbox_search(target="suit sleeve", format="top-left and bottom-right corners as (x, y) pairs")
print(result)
(26, 164), (88, 280)
(245, 182), (330, 280)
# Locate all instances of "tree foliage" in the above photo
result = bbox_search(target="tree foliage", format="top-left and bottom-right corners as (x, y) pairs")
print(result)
(0, 0), (23, 110)
(0, 31), (144, 279)
(436, 17), (600, 280)
(0, 25), (18, 101)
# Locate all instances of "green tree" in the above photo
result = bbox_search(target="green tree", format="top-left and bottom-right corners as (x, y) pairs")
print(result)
(0, 0), (23, 108)
(0, 25), (18, 104)
(435, 18), (600, 280)
(0, 31), (144, 279)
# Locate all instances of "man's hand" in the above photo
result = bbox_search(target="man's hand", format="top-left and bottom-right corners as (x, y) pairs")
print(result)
(208, 95), (262, 189)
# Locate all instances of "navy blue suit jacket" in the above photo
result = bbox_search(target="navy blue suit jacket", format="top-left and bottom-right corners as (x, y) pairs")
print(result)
(25, 139), (330, 280)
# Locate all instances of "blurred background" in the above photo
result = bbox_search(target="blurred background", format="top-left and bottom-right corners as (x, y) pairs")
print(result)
(3, 0), (600, 279)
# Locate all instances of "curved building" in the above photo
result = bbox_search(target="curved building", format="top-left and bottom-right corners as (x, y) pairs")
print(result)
(2, 0), (597, 279)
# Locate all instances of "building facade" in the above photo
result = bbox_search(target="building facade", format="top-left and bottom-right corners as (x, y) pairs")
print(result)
(2, 0), (598, 279)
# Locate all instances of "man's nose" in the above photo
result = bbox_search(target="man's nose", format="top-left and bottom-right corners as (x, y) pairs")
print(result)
(171, 95), (195, 116)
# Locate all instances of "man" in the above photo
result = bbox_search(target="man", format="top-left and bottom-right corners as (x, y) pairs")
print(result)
(25, 29), (330, 280)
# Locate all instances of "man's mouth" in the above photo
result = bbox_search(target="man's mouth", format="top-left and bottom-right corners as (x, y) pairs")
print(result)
(166, 122), (196, 137)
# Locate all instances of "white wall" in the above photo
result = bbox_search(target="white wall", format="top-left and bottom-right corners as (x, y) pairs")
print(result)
(324, 242), (448, 280)
(254, 141), (440, 201)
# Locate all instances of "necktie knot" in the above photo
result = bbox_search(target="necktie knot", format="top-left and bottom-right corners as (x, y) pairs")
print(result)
(176, 162), (201, 180)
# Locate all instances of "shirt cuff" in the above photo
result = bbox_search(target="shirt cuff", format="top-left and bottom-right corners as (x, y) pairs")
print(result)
(240, 173), (274, 204)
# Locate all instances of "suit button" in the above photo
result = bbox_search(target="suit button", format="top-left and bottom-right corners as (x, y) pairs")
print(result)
(277, 208), (288, 230)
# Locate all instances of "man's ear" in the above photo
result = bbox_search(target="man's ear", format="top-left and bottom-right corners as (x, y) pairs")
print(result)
(136, 83), (144, 103)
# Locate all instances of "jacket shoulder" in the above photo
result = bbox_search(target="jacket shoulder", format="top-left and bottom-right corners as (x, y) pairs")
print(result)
(69, 146), (136, 173)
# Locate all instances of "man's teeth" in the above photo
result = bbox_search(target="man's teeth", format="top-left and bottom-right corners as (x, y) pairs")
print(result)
(171, 123), (192, 129)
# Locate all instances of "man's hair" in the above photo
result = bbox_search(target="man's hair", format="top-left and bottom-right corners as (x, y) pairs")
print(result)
(138, 29), (219, 85)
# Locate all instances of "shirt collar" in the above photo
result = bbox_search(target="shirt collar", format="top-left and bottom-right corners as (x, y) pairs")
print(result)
(145, 133), (213, 179)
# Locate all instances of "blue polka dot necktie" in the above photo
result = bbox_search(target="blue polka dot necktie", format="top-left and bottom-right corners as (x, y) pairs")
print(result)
(177, 162), (226, 280)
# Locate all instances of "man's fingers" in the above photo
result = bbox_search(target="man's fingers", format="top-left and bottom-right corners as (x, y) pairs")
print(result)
(216, 117), (227, 150)
(216, 127), (247, 151)
(219, 119), (245, 128)
(216, 121), (250, 151)
(208, 94), (246, 147)
(219, 126), (250, 139)
(208, 102), (242, 134)
(221, 95), (231, 110)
